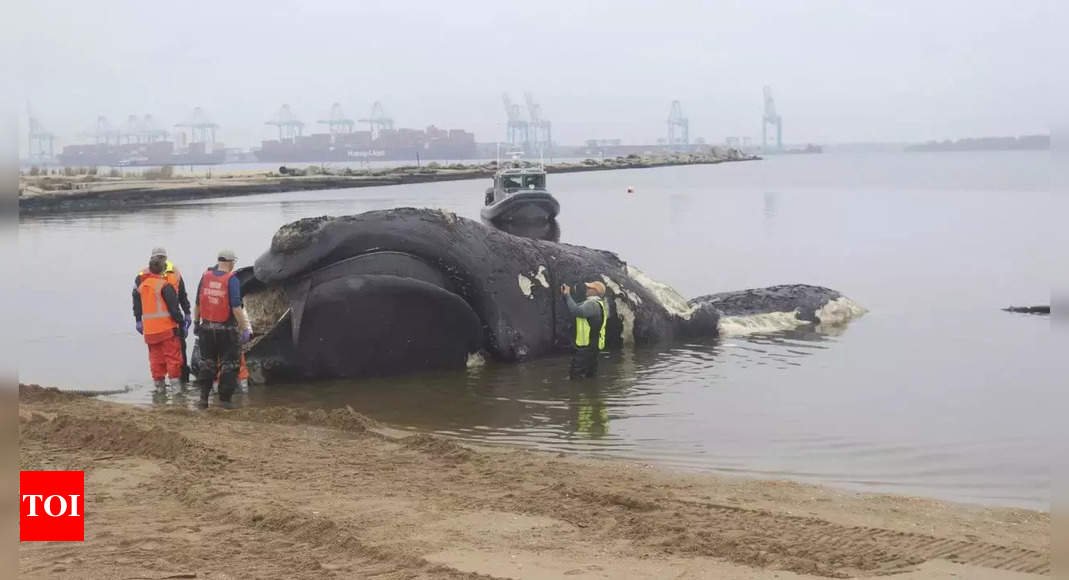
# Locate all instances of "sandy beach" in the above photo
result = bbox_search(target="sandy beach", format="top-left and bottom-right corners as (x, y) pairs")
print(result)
(18, 384), (1050, 579)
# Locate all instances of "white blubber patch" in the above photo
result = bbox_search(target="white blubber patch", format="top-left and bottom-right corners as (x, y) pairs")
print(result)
(533, 266), (549, 288)
(717, 296), (867, 337)
(599, 275), (623, 296)
(626, 265), (697, 320)
(466, 352), (486, 368)
(600, 275), (637, 344)
(717, 311), (809, 337)
(436, 209), (458, 224)
(613, 297), (637, 345)
(517, 274), (534, 298)
(600, 274), (643, 306)
(519, 268), (549, 299)
(815, 296), (867, 326)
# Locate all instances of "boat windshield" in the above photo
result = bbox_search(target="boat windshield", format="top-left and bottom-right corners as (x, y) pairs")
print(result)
(501, 175), (524, 192)
(523, 174), (546, 190)
(500, 172), (546, 193)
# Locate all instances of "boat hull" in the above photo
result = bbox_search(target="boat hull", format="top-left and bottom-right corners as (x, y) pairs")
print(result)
(480, 190), (560, 222)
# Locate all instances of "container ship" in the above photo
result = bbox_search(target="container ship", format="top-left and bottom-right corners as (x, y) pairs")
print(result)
(254, 125), (477, 163)
(57, 140), (226, 167)
(55, 112), (227, 167)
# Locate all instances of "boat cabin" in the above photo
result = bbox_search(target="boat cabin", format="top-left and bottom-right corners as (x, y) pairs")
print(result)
(496, 167), (546, 193)
(486, 166), (548, 205)
(481, 162), (560, 221)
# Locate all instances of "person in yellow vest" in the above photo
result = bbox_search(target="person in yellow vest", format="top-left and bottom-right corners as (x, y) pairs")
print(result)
(133, 256), (187, 388)
(133, 247), (192, 382)
(560, 280), (608, 379)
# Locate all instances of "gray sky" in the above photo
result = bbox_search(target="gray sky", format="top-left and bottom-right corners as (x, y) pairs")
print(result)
(14, 0), (1066, 150)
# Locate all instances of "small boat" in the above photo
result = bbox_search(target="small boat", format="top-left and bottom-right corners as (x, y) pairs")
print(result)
(481, 157), (560, 223)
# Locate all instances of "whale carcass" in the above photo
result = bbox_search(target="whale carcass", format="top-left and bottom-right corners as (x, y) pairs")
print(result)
(238, 208), (865, 382)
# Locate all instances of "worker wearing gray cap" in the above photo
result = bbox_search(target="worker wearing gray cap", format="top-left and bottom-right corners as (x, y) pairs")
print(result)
(133, 246), (193, 383)
(193, 249), (253, 408)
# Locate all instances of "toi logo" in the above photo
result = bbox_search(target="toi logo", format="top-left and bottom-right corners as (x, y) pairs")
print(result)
(20, 471), (85, 542)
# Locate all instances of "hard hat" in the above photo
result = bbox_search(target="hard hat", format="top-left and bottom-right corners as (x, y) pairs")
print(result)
(585, 281), (606, 296)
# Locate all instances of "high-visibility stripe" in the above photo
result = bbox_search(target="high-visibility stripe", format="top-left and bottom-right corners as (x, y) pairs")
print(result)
(574, 297), (607, 349)
(140, 276), (177, 335)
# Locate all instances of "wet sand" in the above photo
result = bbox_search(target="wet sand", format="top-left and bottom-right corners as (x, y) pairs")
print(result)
(18, 154), (757, 215)
(19, 384), (1049, 579)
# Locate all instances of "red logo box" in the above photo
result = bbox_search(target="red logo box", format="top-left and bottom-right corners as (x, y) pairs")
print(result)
(20, 471), (85, 542)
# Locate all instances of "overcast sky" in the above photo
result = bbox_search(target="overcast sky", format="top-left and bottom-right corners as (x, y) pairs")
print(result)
(13, 0), (1066, 150)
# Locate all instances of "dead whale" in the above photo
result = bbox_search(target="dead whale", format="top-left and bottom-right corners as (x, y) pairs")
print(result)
(235, 208), (865, 382)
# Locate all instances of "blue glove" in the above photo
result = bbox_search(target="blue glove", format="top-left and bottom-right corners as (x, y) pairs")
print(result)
(183, 318), (192, 334)
(241, 328), (252, 344)
(135, 320), (143, 335)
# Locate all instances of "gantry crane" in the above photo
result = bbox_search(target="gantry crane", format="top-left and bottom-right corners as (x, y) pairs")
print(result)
(266, 104), (303, 141)
(667, 100), (689, 147)
(762, 86), (782, 152)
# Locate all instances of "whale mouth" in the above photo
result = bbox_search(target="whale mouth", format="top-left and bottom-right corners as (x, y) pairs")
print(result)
(244, 250), (483, 380)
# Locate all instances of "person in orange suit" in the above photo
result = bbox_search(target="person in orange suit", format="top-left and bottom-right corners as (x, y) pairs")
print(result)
(134, 247), (192, 382)
(134, 255), (187, 388)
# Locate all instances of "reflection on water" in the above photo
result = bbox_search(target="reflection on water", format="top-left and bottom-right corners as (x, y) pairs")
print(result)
(21, 152), (1067, 510)
(133, 332), (822, 449)
(117, 327), (1051, 509)
(762, 191), (778, 227)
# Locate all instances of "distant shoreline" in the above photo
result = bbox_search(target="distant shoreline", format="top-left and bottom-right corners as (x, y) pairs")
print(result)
(904, 134), (1049, 153)
(19, 153), (758, 216)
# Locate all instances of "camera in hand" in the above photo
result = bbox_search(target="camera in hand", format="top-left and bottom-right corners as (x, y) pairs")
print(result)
(569, 281), (585, 301)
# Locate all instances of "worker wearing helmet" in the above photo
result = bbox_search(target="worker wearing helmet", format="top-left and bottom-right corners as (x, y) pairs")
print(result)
(560, 280), (608, 379)
(134, 255), (187, 388)
(133, 247), (192, 383)
(193, 249), (253, 409)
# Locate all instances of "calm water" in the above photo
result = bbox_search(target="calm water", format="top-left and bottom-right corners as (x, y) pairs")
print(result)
(19, 151), (1067, 509)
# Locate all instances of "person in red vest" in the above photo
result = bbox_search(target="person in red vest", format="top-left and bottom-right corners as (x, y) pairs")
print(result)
(134, 247), (192, 382)
(133, 255), (187, 388)
(193, 249), (253, 409)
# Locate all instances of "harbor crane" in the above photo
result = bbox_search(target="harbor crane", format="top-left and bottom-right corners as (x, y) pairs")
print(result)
(176, 107), (219, 144)
(26, 105), (55, 161)
(502, 93), (529, 152)
(122, 114), (167, 144)
(93, 115), (121, 145)
(122, 115), (142, 144)
(359, 102), (394, 140)
(266, 104), (303, 141)
(667, 100), (689, 148)
(524, 92), (552, 155)
(762, 86), (782, 152)
(318, 103), (355, 134)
